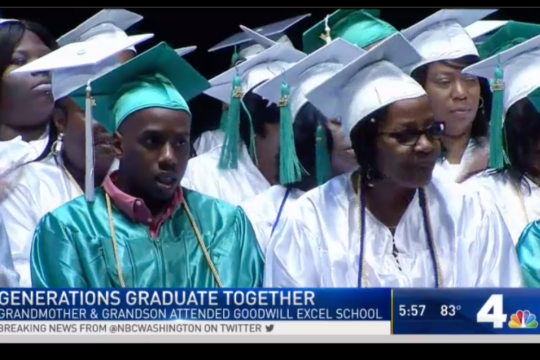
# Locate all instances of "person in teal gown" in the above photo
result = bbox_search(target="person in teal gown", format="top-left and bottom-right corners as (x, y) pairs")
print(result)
(30, 41), (264, 288)
(518, 221), (540, 287)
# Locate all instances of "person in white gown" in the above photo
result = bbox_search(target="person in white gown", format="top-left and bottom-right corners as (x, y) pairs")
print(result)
(460, 30), (540, 250)
(0, 213), (18, 287)
(240, 38), (364, 253)
(401, 9), (498, 183)
(181, 36), (307, 205)
(0, 19), (58, 200)
(0, 33), (153, 287)
(193, 15), (309, 156)
(264, 32), (522, 288)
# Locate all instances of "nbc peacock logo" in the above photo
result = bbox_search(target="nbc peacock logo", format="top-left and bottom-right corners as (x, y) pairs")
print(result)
(508, 310), (538, 329)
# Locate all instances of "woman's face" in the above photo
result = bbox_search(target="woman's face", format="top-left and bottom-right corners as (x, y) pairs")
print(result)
(54, 98), (115, 177)
(375, 96), (442, 189)
(1, 30), (54, 127)
(424, 61), (481, 137)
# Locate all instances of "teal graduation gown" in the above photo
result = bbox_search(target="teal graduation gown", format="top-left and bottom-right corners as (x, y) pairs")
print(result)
(31, 188), (264, 288)
(517, 220), (540, 287)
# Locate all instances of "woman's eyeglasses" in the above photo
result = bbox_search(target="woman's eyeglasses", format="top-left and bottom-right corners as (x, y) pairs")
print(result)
(379, 122), (445, 146)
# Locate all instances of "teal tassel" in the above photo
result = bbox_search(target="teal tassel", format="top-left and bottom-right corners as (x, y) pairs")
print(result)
(315, 123), (332, 185)
(218, 74), (242, 170)
(218, 105), (228, 131)
(278, 81), (303, 184)
(488, 60), (506, 170)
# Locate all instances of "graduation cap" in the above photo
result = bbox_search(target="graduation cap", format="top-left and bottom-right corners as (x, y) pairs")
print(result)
(254, 38), (365, 185)
(175, 46), (197, 57)
(463, 33), (540, 170)
(57, 9), (143, 47)
(205, 42), (306, 172)
(11, 34), (154, 101)
(476, 21), (540, 60)
(305, 32), (426, 138)
(465, 20), (508, 44)
(401, 9), (498, 73)
(9, 34), (155, 202)
(0, 18), (18, 26)
(208, 14), (310, 63)
(302, 9), (396, 54)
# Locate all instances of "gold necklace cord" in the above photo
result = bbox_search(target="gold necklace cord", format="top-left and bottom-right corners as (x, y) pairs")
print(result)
(104, 192), (223, 288)
(355, 175), (443, 288)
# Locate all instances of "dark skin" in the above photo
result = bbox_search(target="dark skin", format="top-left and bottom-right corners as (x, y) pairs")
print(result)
(0, 30), (54, 142)
(424, 61), (481, 164)
(255, 123), (280, 185)
(358, 96), (441, 229)
(113, 107), (191, 217)
(53, 98), (116, 189)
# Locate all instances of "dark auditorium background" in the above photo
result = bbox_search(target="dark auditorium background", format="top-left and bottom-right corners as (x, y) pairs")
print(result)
(3, 7), (529, 140)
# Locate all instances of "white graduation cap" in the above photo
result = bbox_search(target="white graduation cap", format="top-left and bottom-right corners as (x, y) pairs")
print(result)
(305, 32), (426, 137)
(462, 33), (540, 115)
(402, 9), (498, 73)
(465, 20), (508, 41)
(254, 38), (365, 119)
(204, 42), (306, 104)
(11, 33), (154, 101)
(57, 9), (143, 51)
(208, 14), (310, 61)
(175, 46), (197, 57)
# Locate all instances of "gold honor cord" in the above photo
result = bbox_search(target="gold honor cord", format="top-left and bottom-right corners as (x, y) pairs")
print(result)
(105, 193), (223, 288)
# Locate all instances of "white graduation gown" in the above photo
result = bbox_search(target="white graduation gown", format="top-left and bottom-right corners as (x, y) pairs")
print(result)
(464, 172), (540, 245)
(0, 133), (49, 202)
(240, 185), (304, 254)
(0, 214), (19, 287)
(0, 154), (83, 287)
(264, 172), (523, 288)
(181, 143), (271, 205)
(192, 130), (225, 156)
(432, 139), (476, 182)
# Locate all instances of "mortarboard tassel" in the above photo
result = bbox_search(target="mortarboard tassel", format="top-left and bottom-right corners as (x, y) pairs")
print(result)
(315, 123), (332, 185)
(488, 57), (507, 170)
(278, 81), (304, 184)
(218, 72), (243, 170)
(218, 47), (241, 133)
(85, 81), (95, 202)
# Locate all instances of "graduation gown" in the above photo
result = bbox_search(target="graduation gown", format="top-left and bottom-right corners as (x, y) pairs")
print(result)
(464, 172), (540, 245)
(432, 139), (484, 183)
(240, 185), (304, 254)
(0, 155), (83, 287)
(517, 221), (540, 287)
(0, 214), (19, 287)
(31, 187), (264, 288)
(192, 130), (225, 156)
(264, 172), (523, 288)
(181, 143), (271, 205)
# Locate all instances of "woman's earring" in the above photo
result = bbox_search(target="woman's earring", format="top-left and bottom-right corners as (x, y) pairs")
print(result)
(479, 97), (485, 116)
(51, 133), (64, 156)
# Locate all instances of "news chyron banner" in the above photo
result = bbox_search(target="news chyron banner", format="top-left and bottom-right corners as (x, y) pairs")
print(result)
(0, 288), (538, 336)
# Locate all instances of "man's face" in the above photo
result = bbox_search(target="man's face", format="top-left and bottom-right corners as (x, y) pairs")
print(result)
(113, 107), (191, 201)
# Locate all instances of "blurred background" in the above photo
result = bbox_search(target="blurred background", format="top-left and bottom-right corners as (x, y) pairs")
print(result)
(2, 7), (528, 140)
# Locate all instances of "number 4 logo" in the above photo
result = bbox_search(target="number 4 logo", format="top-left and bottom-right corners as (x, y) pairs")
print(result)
(477, 294), (507, 328)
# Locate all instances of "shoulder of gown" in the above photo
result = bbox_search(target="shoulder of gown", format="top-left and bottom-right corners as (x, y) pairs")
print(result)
(0, 213), (20, 287)
(264, 173), (350, 287)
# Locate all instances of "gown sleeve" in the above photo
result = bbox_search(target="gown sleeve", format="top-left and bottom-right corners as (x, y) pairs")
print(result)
(264, 211), (323, 288)
(472, 193), (523, 287)
(31, 213), (89, 288)
(516, 221), (540, 287)
(233, 207), (265, 288)
(0, 213), (20, 287)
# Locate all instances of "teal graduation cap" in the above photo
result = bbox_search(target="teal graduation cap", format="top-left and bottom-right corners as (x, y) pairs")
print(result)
(465, 20), (508, 45)
(68, 42), (210, 134)
(463, 33), (540, 170)
(302, 9), (397, 54)
(476, 21), (540, 59)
